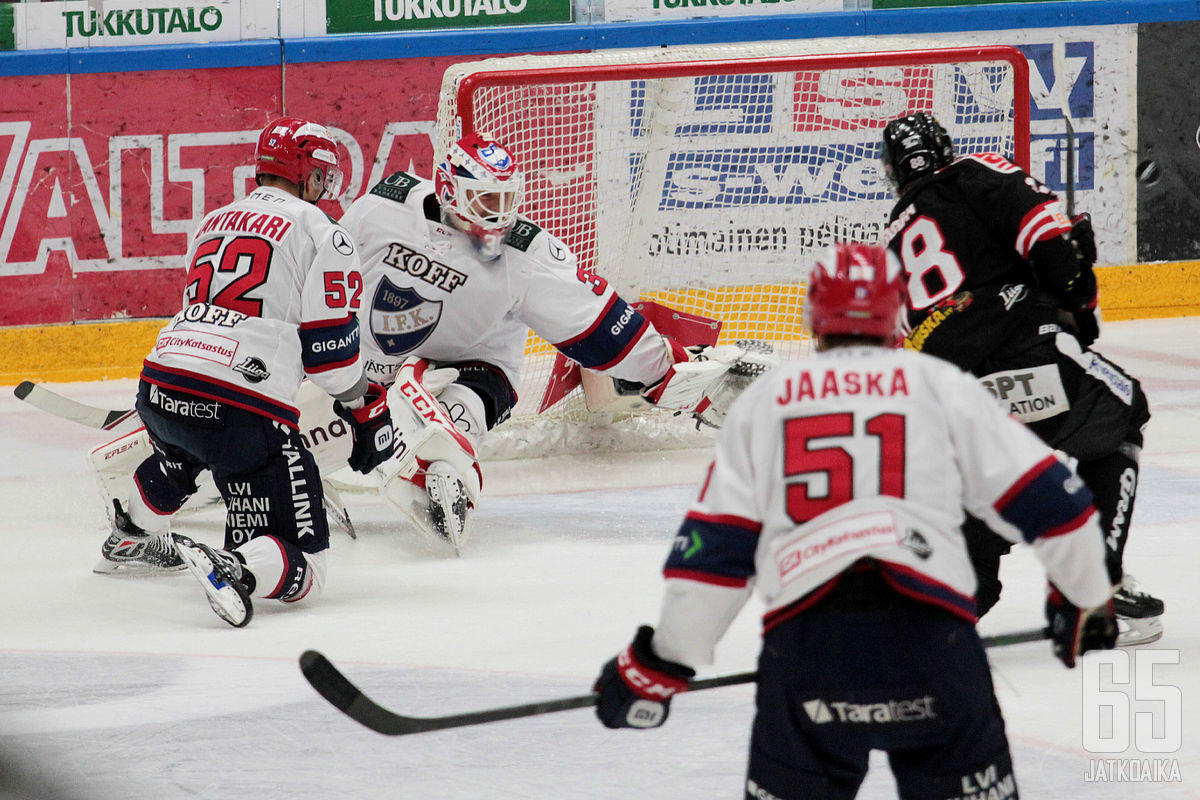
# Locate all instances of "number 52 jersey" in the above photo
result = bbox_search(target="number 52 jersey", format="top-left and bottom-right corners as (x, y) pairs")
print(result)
(141, 185), (365, 429)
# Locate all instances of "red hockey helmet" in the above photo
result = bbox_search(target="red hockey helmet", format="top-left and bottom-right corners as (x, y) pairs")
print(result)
(805, 242), (907, 346)
(434, 133), (524, 260)
(254, 117), (343, 200)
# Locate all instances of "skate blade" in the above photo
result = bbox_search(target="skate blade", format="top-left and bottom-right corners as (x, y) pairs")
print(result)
(1116, 615), (1163, 647)
(93, 557), (187, 577)
(176, 544), (252, 628)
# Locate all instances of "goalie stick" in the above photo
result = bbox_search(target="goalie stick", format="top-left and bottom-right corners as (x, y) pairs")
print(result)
(13, 381), (137, 431)
(299, 627), (1049, 737)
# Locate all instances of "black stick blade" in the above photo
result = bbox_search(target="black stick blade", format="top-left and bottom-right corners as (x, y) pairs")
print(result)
(300, 650), (603, 736)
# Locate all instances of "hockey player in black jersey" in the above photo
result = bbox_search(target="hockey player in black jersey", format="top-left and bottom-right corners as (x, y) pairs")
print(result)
(880, 112), (1163, 645)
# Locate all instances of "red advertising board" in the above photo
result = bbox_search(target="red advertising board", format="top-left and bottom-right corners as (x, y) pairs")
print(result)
(0, 56), (477, 326)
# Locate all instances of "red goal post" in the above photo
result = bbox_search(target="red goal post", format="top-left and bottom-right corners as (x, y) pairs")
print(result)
(435, 41), (1030, 456)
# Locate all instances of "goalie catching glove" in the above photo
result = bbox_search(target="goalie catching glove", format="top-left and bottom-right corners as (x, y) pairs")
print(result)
(594, 625), (695, 729)
(333, 382), (394, 474)
(642, 338), (779, 428)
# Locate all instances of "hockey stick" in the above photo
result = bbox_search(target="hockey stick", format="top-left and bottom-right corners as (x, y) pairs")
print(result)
(299, 627), (1048, 737)
(13, 381), (137, 431)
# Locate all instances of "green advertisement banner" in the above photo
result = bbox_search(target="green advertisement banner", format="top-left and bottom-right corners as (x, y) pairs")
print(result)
(873, 0), (1044, 7)
(325, 0), (571, 33)
(0, 4), (15, 51)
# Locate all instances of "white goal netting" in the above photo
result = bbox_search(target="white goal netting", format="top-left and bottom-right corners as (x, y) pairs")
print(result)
(435, 39), (1029, 458)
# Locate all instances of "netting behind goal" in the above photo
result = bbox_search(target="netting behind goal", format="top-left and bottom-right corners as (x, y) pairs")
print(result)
(436, 40), (1029, 458)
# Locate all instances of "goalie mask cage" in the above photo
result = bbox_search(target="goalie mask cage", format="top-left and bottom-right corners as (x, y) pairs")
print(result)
(436, 40), (1030, 459)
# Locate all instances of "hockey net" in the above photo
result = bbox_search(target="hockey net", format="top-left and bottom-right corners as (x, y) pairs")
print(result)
(436, 40), (1029, 459)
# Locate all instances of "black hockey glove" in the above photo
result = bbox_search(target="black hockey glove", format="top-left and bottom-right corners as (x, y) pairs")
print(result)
(594, 625), (695, 729)
(333, 382), (394, 474)
(1045, 584), (1117, 669)
(1057, 306), (1101, 348)
(1070, 213), (1097, 265)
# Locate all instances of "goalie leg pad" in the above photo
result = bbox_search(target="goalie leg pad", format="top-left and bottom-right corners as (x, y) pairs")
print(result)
(375, 359), (484, 550)
(376, 359), (482, 502)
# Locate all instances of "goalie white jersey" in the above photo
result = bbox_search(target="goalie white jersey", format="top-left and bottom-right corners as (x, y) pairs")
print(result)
(340, 172), (675, 394)
(142, 186), (365, 429)
(651, 345), (1113, 667)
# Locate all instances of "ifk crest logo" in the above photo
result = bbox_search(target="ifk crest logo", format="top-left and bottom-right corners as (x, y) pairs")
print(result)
(369, 277), (441, 356)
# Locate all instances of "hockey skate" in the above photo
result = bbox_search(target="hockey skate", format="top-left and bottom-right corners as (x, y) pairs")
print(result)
(94, 500), (186, 576)
(173, 536), (253, 628)
(425, 460), (471, 554)
(1113, 574), (1164, 646)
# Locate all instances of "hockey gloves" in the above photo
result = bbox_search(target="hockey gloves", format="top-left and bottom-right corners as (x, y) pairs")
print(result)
(1045, 583), (1117, 669)
(594, 625), (695, 729)
(1070, 213), (1097, 266)
(642, 338), (779, 428)
(333, 382), (395, 474)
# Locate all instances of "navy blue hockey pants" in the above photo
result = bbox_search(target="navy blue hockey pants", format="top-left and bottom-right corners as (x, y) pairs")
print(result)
(746, 581), (1016, 800)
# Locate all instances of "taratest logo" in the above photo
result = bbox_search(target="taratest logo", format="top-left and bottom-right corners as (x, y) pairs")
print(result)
(803, 696), (936, 725)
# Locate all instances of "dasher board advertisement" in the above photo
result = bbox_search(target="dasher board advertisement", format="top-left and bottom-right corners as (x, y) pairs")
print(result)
(0, 0), (278, 50)
(321, 0), (572, 34)
(603, 0), (843, 23)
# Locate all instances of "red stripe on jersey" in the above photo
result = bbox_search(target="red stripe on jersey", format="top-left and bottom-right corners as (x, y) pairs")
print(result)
(1016, 201), (1070, 257)
(305, 354), (360, 374)
(1041, 506), (1097, 539)
(761, 576), (843, 633)
(299, 313), (354, 330)
(878, 562), (978, 622)
(589, 318), (650, 372)
(663, 567), (749, 588)
(141, 361), (300, 429)
(684, 510), (763, 534)
(554, 294), (618, 348)
(993, 454), (1058, 511)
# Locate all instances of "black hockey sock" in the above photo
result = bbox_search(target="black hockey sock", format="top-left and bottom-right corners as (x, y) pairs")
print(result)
(1076, 443), (1140, 585)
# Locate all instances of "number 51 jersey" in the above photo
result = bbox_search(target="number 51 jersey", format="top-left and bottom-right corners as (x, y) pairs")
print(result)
(141, 185), (364, 429)
(652, 345), (1111, 667)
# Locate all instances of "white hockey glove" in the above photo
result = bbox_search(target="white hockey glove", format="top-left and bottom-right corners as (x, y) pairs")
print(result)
(643, 338), (779, 428)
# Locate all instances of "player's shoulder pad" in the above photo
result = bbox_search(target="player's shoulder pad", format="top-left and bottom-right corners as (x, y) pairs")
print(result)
(504, 217), (543, 252)
(369, 171), (424, 204)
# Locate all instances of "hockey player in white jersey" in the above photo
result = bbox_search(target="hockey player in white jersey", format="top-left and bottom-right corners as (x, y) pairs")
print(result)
(593, 243), (1117, 799)
(333, 133), (775, 549)
(95, 117), (394, 626)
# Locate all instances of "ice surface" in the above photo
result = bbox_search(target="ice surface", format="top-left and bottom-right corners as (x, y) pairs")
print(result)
(1, 318), (1197, 799)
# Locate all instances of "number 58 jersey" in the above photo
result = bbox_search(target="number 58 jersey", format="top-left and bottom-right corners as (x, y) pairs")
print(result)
(142, 186), (364, 429)
(651, 346), (1113, 667)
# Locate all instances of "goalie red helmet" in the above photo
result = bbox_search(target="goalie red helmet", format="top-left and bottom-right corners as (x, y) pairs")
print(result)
(254, 117), (343, 201)
(805, 242), (906, 346)
(435, 133), (525, 261)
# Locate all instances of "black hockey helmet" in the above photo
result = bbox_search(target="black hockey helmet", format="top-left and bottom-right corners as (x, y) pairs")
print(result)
(880, 112), (954, 193)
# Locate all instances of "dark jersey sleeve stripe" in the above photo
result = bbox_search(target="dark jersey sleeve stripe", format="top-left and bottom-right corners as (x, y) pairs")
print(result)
(553, 296), (651, 371)
(994, 455), (1095, 543)
(300, 315), (360, 372)
(662, 511), (761, 586)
